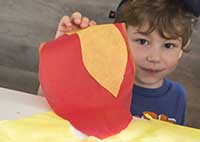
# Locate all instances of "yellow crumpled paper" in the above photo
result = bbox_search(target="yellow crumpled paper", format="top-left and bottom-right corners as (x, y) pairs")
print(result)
(0, 112), (200, 142)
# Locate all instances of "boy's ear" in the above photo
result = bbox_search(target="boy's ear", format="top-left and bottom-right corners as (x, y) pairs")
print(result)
(178, 50), (183, 58)
(183, 38), (191, 49)
(179, 39), (191, 58)
(183, 38), (191, 50)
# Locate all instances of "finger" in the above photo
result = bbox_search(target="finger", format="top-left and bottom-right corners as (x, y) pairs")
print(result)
(89, 20), (97, 26)
(59, 16), (72, 27)
(57, 26), (72, 33)
(71, 11), (82, 25)
(80, 17), (90, 28)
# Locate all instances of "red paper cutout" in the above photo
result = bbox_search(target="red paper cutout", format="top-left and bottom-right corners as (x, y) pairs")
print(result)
(39, 23), (134, 139)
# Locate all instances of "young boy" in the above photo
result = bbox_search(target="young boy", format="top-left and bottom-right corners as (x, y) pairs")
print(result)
(38, 0), (199, 126)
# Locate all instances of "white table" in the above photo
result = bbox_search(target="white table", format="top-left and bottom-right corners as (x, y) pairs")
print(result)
(0, 87), (88, 138)
(0, 87), (51, 120)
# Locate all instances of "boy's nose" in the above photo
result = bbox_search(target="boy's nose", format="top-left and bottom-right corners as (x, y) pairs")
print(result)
(146, 48), (161, 63)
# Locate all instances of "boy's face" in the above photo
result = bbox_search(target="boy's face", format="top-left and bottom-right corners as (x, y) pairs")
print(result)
(127, 25), (183, 88)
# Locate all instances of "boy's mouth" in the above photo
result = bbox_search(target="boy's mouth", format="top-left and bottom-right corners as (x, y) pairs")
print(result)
(140, 67), (165, 74)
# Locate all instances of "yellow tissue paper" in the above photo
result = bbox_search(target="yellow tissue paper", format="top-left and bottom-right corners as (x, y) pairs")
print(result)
(0, 111), (200, 142)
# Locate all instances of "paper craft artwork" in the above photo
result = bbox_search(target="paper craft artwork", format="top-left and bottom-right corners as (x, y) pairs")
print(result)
(39, 23), (134, 138)
(0, 23), (200, 142)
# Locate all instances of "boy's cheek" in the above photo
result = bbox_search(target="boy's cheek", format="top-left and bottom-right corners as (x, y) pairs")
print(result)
(129, 47), (144, 63)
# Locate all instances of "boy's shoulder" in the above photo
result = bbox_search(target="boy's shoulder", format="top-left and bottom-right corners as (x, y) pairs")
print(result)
(165, 78), (186, 98)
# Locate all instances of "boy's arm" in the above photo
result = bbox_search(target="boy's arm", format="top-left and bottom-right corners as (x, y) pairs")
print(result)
(37, 85), (43, 96)
(37, 12), (96, 96)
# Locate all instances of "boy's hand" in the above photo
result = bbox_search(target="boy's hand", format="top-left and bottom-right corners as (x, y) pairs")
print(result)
(38, 12), (96, 96)
(55, 11), (96, 38)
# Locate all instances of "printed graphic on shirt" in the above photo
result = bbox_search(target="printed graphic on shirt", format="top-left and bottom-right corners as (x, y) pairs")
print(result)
(141, 111), (176, 124)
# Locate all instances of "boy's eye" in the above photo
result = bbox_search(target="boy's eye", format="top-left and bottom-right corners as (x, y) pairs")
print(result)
(164, 43), (176, 49)
(136, 39), (149, 46)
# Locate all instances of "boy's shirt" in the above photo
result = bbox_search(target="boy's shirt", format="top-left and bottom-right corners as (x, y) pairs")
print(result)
(131, 78), (186, 125)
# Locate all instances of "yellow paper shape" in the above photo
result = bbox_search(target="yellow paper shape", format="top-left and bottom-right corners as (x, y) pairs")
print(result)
(104, 115), (200, 142)
(77, 24), (127, 97)
(1, 112), (200, 142)
(0, 112), (80, 142)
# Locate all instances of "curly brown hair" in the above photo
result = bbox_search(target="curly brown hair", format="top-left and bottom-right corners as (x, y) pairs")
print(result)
(115, 0), (197, 52)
